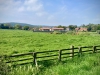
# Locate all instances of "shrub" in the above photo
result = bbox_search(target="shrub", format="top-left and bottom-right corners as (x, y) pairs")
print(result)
(66, 31), (75, 35)
(97, 30), (100, 34)
(53, 31), (62, 34)
(0, 56), (11, 75)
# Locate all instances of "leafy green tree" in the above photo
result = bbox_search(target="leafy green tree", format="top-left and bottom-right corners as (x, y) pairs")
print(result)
(86, 23), (93, 31)
(57, 25), (63, 28)
(97, 24), (100, 30)
(81, 24), (86, 27)
(14, 24), (22, 29)
(91, 25), (97, 32)
(68, 25), (77, 30)
(57, 25), (66, 30)
(22, 26), (29, 30)
(0, 24), (5, 29)
(4, 24), (10, 29)
(86, 23), (100, 31)
(87, 26), (92, 31)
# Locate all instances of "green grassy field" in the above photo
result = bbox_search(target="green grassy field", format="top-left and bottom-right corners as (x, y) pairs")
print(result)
(8, 53), (100, 75)
(0, 29), (100, 55)
(0, 29), (100, 75)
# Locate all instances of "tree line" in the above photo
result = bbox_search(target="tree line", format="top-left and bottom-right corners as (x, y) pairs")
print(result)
(0, 23), (100, 32)
(57, 23), (100, 32)
(80, 23), (100, 32)
(0, 23), (30, 30)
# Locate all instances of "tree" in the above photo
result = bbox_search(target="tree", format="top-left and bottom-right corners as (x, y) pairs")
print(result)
(81, 24), (86, 27)
(87, 26), (92, 31)
(86, 23), (99, 31)
(22, 26), (29, 30)
(57, 25), (66, 30)
(4, 24), (10, 29)
(57, 25), (63, 28)
(0, 24), (5, 29)
(68, 25), (77, 30)
(91, 25), (97, 32)
(97, 24), (100, 30)
(86, 23), (93, 31)
(14, 24), (22, 29)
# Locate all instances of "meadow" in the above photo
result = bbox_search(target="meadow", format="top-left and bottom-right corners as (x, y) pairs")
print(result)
(0, 29), (100, 75)
(0, 29), (100, 56)
(8, 53), (100, 75)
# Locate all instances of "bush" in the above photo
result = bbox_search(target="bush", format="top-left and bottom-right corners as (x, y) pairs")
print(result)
(97, 30), (100, 34)
(0, 56), (11, 75)
(53, 31), (62, 34)
(66, 31), (75, 35)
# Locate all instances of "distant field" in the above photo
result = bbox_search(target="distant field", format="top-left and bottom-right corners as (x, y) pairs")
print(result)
(0, 29), (100, 55)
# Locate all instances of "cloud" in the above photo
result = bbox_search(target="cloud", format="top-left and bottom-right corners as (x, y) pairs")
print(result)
(0, 0), (21, 15)
(0, 0), (48, 24)
(20, 0), (43, 12)
(0, 0), (100, 26)
(0, 0), (44, 14)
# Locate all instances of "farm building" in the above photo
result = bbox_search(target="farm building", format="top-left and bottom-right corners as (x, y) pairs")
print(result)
(75, 27), (87, 32)
(51, 28), (64, 31)
(33, 28), (39, 31)
(39, 27), (65, 31)
(39, 28), (51, 31)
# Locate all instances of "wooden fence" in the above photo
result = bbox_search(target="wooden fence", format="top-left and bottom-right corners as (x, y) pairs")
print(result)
(5, 45), (100, 66)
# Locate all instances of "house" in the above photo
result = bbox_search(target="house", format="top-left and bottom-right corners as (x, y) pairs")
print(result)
(33, 28), (39, 31)
(75, 27), (87, 32)
(39, 27), (51, 31)
(34, 27), (66, 32)
(51, 28), (64, 31)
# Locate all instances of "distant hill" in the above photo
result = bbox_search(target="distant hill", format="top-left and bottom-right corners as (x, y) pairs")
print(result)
(0, 22), (37, 27)
(0, 22), (54, 28)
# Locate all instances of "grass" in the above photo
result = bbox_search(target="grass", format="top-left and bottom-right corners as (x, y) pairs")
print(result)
(8, 53), (100, 75)
(0, 29), (100, 75)
(0, 29), (100, 55)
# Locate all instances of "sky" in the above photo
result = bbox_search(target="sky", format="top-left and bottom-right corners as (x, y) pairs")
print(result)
(0, 0), (100, 26)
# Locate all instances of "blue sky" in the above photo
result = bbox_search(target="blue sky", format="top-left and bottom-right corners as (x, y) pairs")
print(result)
(0, 0), (100, 26)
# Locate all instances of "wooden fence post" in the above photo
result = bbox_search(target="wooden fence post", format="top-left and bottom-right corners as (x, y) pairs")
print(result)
(78, 47), (82, 57)
(33, 52), (37, 65)
(93, 46), (96, 53)
(58, 50), (62, 61)
(70, 45), (74, 58)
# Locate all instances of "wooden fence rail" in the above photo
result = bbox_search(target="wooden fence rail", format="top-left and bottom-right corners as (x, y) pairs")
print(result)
(4, 45), (100, 66)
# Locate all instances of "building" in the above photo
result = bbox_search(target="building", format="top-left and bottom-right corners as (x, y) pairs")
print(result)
(51, 28), (64, 31)
(39, 28), (51, 31)
(75, 27), (87, 32)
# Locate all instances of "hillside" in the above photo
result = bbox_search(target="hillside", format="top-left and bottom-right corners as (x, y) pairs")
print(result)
(0, 22), (54, 28)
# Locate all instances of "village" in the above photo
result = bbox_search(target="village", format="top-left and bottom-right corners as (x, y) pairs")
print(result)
(33, 27), (88, 32)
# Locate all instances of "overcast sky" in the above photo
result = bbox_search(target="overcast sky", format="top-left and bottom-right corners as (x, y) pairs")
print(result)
(0, 0), (100, 26)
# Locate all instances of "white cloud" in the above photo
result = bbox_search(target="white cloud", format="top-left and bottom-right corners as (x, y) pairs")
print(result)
(23, 0), (43, 12)
(0, 0), (44, 14)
